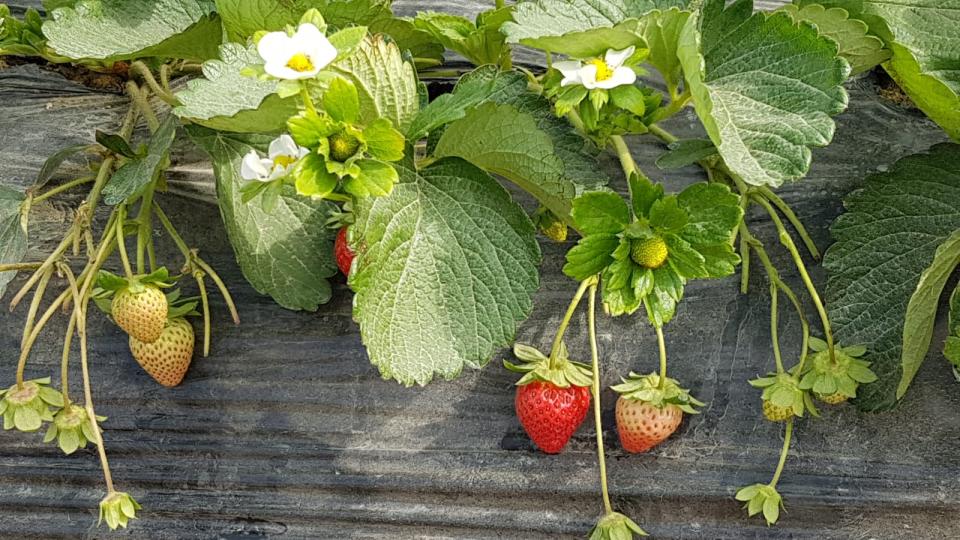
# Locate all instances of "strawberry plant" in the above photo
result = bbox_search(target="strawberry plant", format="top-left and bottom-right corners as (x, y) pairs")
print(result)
(0, 0), (957, 535)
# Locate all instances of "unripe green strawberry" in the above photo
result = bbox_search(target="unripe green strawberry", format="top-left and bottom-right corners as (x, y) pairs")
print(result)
(762, 399), (793, 422)
(129, 318), (194, 387)
(112, 285), (168, 343)
(630, 237), (668, 268)
(816, 392), (848, 405)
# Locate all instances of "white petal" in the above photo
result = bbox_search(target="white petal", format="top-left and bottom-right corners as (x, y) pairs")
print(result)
(257, 31), (294, 64)
(269, 162), (295, 180)
(264, 61), (315, 80)
(604, 46), (635, 69)
(296, 146), (310, 158)
(594, 66), (637, 89)
(291, 23), (325, 48)
(269, 134), (299, 159)
(305, 35), (338, 71)
(578, 64), (600, 90)
(241, 151), (271, 181)
(554, 60), (582, 77)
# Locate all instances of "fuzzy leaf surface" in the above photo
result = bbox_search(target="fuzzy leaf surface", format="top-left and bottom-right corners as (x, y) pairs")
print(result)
(677, 0), (849, 187)
(779, 2), (889, 76)
(502, 0), (686, 56)
(174, 43), (297, 133)
(824, 143), (960, 410)
(102, 115), (178, 205)
(859, 0), (960, 140)
(351, 158), (541, 386)
(0, 187), (27, 298)
(43, 0), (221, 61)
(422, 67), (607, 224)
(332, 35), (419, 132)
(187, 126), (338, 311)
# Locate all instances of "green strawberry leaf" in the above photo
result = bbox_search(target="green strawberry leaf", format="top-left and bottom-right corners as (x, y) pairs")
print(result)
(332, 35), (419, 133)
(174, 43), (298, 134)
(946, 284), (960, 370)
(414, 7), (512, 66)
(102, 115), (178, 205)
(677, 0), (849, 187)
(367, 17), (445, 67)
(824, 143), (960, 410)
(407, 67), (530, 140)
(434, 101), (587, 224)
(655, 139), (717, 170)
(42, 0), (221, 61)
(426, 66), (607, 224)
(187, 126), (339, 311)
(637, 7), (693, 93)
(0, 186), (27, 299)
(214, 0), (392, 42)
(778, 2), (889, 76)
(502, 0), (687, 57)
(856, 0), (960, 141)
(35, 144), (93, 189)
(571, 191), (631, 236)
(350, 158), (541, 386)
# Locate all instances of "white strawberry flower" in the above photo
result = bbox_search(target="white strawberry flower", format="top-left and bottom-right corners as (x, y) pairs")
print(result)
(257, 23), (337, 80)
(240, 134), (309, 182)
(554, 46), (637, 90)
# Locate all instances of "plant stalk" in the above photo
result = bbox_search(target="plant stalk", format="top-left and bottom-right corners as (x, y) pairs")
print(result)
(769, 419), (794, 488)
(548, 278), (593, 370)
(587, 280), (614, 515)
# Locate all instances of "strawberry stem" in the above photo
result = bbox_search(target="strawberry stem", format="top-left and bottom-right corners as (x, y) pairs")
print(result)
(31, 175), (96, 204)
(769, 419), (794, 488)
(135, 179), (157, 275)
(548, 278), (593, 370)
(116, 205), (135, 280)
(195, 272), (211, 357)
(129, 61), (178, 106)
(60, 307), (77, 406)
(63, 264), (116, 494)
(770, 282), (785, 374)
(757, 187), (820, 260)
(300, 84), (317, 116)
(587, 279), (614, 516)
(752, 195), (837, 365)
(17, 266), (53, 387)
(125, 81), (158, 132)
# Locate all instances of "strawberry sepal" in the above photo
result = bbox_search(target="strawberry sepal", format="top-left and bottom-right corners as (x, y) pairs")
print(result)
(589, 511), (647, 539)
(505, 342), (592, 388)
(610, 372), (703, 413)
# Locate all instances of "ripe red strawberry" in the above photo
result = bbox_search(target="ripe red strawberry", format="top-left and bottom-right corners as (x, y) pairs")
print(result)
(515, 381), (591, 454)
(129, 318), (195, 387)
(334, 227), (355, 276)
(112, 284), (168, 343)
(615, 398), (682, 453)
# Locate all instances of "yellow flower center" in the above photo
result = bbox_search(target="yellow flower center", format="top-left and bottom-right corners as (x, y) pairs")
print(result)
(588, 59), (614, 81)
(272, 155), (298, 171)
(286, 52), (315, 73)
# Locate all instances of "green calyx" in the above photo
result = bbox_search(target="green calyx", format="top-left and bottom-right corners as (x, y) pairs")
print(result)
(287, 107), (406, 200)
(735, 483), (783, 525)
(44, 404), (106, 455)
(98, 491), (141, 530)
(749, 372), (817, 420)
(630, 236), (668, 269)
(564, 174), (742, 324)
(0, 378), (62, 432)
(798, 337), (878, 403)
(503, 342), (592, 388)
(589, 511), (648, 539)
(610, 372), (704, 413)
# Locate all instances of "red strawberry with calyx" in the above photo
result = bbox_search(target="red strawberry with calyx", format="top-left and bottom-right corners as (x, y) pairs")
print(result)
(129, 317), (195, 387)
(505, 342), (593, 454)
(612, 372), (703, 453)
(334, 226), (355, 276)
